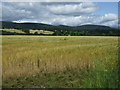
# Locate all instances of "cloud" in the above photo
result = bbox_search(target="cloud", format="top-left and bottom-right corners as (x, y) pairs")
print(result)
(47, 14), (118, 27)
(2, 2), (34, 21)
(1, 2), (118, 28)
(46, 2), (98, 15)
(96, 14), (118, 27)
(2, 0), (120, 2)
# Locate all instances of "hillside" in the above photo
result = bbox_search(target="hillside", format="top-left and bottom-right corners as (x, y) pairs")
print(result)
(0, 21), (120, 36)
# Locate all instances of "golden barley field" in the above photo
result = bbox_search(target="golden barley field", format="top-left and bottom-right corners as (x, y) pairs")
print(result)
(2, 36), (119, 88)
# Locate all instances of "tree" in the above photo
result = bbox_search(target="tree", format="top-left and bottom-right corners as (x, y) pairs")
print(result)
(108, 31), (114, 36)
(22, 28), (30, 34)
(34, 32), (38, 35)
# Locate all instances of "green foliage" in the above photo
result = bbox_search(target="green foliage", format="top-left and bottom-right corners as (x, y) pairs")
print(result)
(1, 21), (120, 36)
(22, 28), (29, 34)
(34, 32), (38, 35)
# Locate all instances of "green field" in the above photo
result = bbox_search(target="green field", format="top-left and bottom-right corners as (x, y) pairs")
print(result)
(2, 36), (119, 88)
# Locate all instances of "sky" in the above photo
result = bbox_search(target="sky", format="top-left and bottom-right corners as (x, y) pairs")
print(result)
(1, 2), (118, 28)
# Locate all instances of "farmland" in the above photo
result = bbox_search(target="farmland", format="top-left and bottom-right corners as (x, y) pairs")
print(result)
(0, 29), (54, 35)
(2, 36), (119, 88)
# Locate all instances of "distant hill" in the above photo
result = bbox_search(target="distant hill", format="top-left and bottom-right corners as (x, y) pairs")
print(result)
(0, 21), (120, 36)
(75, 24), (112, 30)
(0, 21), (113, 30)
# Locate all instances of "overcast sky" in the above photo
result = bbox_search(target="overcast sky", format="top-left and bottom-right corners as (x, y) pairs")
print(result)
(1, 2), (118, 27)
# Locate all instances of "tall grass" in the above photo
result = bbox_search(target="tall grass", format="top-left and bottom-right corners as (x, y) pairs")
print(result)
(2, 36), (119, 88)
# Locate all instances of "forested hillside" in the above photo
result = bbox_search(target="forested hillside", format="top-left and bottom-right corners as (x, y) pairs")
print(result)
(1, 21), (119, 36)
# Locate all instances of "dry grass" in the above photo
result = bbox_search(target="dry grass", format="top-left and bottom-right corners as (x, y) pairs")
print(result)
(0, 35), (2, 88)
(2, 36), (118, 82)
(30, 30), (54, 34)
(0, 29), (25, 34)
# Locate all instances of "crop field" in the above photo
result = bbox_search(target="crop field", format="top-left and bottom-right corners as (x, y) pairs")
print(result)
(0, 29), (54, 35)
(2, 36), (119, 88)
(0, 29), (25, 34)
(30, 30), (54, 35)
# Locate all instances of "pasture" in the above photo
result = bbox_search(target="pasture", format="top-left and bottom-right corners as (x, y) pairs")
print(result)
(2, 36), (119, 88)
